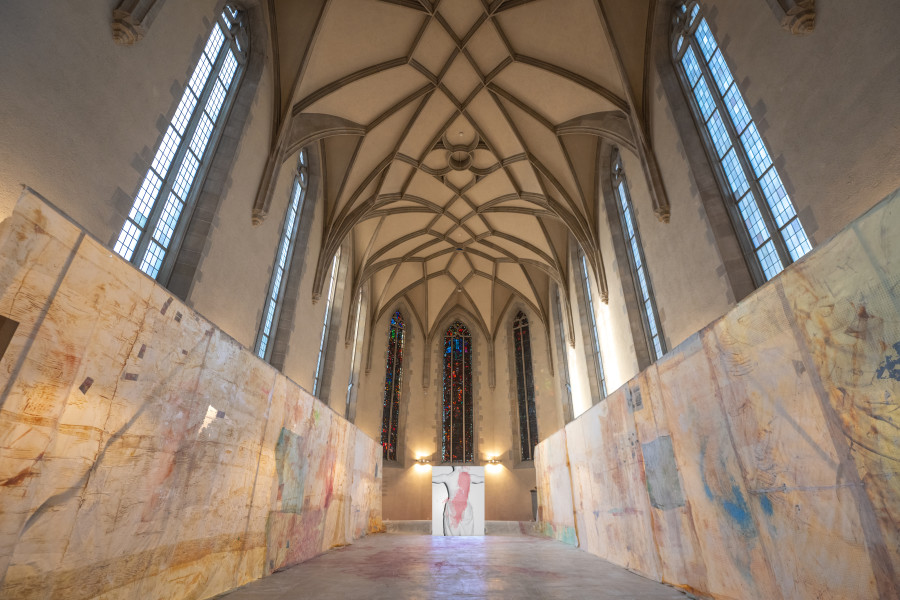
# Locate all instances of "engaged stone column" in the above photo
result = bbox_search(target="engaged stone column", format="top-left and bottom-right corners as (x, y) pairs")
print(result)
(111, 0), (166, 45)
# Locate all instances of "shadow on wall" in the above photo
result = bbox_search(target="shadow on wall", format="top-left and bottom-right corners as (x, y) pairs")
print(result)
(536, 187), (900, 599)
(0, 191), (383, 600)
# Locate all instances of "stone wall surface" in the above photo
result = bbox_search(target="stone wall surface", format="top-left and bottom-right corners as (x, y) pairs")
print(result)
(535, 187), (900, 599)
(0, 192), (383, 600)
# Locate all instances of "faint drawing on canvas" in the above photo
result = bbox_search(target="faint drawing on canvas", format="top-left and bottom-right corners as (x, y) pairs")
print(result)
(432, 466), (485, 536)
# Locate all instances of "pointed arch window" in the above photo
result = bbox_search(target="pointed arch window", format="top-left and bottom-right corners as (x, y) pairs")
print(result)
(580, 253), (607, 399)
(442, 321), (473, 463)
(313, 249), (341, 397)
(612, 151), (666, 361)
(513, 312), (539, 461)
(672, 1), (812, 284)
(381, 311), (405, 461)
(256, 150), (308, 361)
(114, 6), (248, 282)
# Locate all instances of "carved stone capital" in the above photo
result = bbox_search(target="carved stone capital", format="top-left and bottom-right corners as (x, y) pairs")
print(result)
(111, 0), (165, 45)
(782, 0), (816, 35)
(251, 207), (267, 226)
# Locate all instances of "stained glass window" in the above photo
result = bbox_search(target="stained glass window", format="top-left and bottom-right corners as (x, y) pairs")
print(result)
(442, 321), (473, 463)
(672, 1), (812, 284)
(114, 6), (247, 282)
(381, 311), (405, 461)
(256, 150), (308, 360)
(612, 151), (666, 361)
(513, 312), (539, 461)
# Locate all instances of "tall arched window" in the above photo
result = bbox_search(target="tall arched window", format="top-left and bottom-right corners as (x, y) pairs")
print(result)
(114, 6), (248, 282)
(612, 151), (666, 361)
(256, 150), (308, 361)
(672, 1), (811, 284)
(442, 321), (473, 463)
(580, 253), (607, 399)
(513, 312), (539, 461)
(381, 311), (405, 461)
(313, 249), (341, 397)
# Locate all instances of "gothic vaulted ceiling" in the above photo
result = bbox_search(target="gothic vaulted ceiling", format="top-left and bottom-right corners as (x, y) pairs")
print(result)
(260, 0), (663, 341)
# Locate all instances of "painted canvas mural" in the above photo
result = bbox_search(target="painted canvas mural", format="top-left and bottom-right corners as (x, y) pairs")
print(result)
(535, 187), (900, 599)
(431, 466), (485, 536)
(0, 192), (383, 600)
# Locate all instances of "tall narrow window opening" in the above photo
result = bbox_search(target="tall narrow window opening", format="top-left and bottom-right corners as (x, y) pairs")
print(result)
(672, 1), (812, 284)
(580, 254), (607, 399)
(554, 286), (574, 422)
(313, 249), (341, 396)
(442, 321), (473, 463)
(114, 6), (248, 282)
(513, 311), (539, 461)
(381, 311), (405, 461)
(256, 150), (308, 360)
(612, 151), (666, 361)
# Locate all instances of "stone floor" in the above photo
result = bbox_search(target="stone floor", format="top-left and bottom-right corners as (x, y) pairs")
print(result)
(218, 533), (689, 599)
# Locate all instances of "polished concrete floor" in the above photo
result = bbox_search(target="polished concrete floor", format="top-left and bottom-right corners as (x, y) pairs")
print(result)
(219, 533), (689, 599)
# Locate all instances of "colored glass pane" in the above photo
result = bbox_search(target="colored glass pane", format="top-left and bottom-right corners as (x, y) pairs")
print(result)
(442, 321), (473, 462)
(381, 311), (405, 460)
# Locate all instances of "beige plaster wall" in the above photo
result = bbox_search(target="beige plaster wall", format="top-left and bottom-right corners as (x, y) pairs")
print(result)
(0, 0), (219, 240)
(700, 0), (900, 244)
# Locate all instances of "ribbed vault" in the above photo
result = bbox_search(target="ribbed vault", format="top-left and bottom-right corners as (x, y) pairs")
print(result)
(257, 0), (667, 347)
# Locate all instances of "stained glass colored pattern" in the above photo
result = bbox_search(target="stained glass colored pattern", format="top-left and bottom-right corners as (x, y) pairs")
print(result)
(381, 311), (405, 461)
(513, 312), (539, 461)
(442, 321), (473, 463)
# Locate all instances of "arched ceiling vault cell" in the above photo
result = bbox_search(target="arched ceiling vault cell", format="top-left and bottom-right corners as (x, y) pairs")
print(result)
(254, 0), (669, 348)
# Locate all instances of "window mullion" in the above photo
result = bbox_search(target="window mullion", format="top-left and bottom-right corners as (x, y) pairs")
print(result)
(133, 38), (233, 275)
(693, 41), (793, 270)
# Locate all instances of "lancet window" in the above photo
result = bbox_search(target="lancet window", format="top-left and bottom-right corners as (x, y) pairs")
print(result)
(381, 311), (405, 461)
(612, 151), (666, 361)
(114, 6), (247, 282)
(256, 150), (308, 360)
(442, 321), (473, 463)
(513, 312), (539, 461)
(672, 1), (812, 283)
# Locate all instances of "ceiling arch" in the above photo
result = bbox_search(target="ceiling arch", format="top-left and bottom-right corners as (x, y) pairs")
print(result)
(258, 0), (667, 348)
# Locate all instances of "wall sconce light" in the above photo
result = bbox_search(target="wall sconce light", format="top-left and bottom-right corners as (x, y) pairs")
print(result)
(487, 457), (500, 465)
(416, 456), (431, 465)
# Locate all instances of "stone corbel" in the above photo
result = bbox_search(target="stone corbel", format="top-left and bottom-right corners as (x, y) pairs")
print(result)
(111, 0), (166, 45)
(777, 0), (816, 34)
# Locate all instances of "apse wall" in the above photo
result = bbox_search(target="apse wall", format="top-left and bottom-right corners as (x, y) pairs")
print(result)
(355, 303), (564, 521)
(0, 192), (383, 600)
(536, 186), (900, 599)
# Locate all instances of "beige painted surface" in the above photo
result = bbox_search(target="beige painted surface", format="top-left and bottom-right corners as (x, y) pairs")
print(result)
(536, 186), (900, 599)
(0, 192), (382, 600)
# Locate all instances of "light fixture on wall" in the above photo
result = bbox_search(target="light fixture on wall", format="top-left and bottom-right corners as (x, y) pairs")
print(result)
(414, 454), (432, 471)
(487, 457), (500, 465)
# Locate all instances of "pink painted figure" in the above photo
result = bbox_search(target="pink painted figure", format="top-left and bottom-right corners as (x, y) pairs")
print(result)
(432, 466), (485, 535)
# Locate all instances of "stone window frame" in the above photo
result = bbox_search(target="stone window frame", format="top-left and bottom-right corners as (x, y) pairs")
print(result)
(510, 309), (539, 463)
(438, 319), (476, 464)
(113, 5), (249, 285)
(254, 149), (309, 362)
(551, 284), (575, 424)
(380, 309), (406, 462)
(608, 147), (667, 363)
(670, 1), (813, 286)
(571, 240), (608, 404)
(312, 244), (347, 401)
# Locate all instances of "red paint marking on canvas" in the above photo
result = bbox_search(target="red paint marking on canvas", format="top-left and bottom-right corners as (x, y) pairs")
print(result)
(448, 470), (471, 527)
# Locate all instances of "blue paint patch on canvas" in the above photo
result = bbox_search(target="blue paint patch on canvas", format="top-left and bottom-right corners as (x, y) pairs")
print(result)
(876, 341), (900, 381)
(759, 494), (774, 516)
